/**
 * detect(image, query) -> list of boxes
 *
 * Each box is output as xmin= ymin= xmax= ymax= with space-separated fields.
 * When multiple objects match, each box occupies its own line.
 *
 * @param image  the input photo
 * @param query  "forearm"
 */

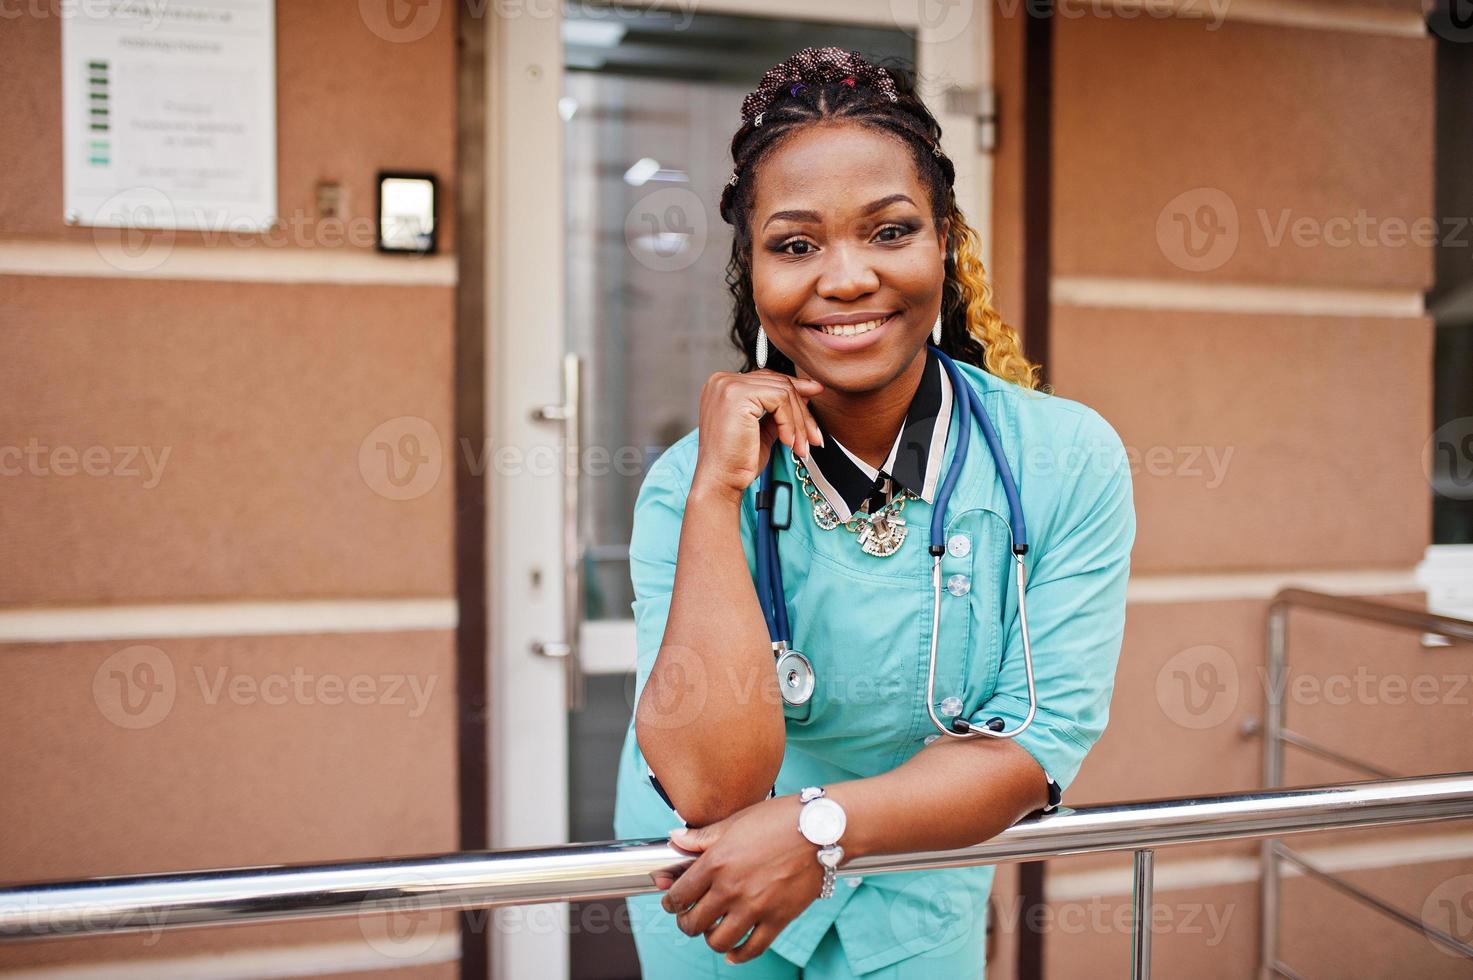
xmin=822 ymin=738 xmax=1048 ymax=861
xmin=635 ymin=484 xmax=785 ymax=824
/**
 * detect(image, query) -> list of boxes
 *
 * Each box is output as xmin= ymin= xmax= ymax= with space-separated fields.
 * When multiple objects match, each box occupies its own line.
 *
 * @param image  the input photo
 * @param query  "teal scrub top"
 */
xmin=613 ymin=356 xmax=1137 ymax=975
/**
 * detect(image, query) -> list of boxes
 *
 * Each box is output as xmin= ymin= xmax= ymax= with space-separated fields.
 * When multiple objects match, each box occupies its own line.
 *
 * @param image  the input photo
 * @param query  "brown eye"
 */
xmin=779 ymin=239 xmax=816 ymax=256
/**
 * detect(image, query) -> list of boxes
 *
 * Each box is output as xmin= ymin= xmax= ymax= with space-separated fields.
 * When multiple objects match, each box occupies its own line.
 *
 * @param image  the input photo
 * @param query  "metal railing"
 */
xmin=4 ymin=772 xmax=1473 ymax=978
xmin=1258 ymin=589 xmax=1473 ymax=979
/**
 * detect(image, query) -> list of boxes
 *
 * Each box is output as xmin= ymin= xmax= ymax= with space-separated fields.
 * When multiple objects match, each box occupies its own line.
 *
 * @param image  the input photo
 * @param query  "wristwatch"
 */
xmin=797 ymin=786 xmax=847 ymax=898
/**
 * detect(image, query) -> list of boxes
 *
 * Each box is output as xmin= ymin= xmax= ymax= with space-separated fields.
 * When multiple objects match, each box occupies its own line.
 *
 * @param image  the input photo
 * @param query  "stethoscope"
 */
xmin=754 ymin=343 xmax=1038 ymax=741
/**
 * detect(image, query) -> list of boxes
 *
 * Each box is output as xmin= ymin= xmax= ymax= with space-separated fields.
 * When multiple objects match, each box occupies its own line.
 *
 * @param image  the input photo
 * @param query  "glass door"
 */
xmin=488 ymin=2 xmax=987 ymax=975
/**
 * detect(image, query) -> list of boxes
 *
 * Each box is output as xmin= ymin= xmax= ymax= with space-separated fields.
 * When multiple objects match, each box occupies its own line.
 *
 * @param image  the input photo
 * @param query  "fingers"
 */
xmin=747 ymin=374 xmax=823 ymax=458
xmin=702 ymin=906 xmax=756 ymax=957
xmin=674 ymin=888 xmax=725 ymax=938
xmin=725 ymin=919 xmax=783 ymax=964
xmin=783 ymin=385 xmax=810 ymax=458
xmin=786 ymin=376 xmax=825 ymax=450
xmin=790 ymin=376 xmax=823 ymax=394
xmin=660 ymin=857 xmax=712 ymax=917
xmin=742 ymin=380 xmax=807 ymax=458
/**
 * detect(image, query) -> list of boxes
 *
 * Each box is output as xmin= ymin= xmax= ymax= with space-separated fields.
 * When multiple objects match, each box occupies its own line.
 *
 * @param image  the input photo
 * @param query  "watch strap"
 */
xmin=816 ymin=844 xmax=843 ymax=898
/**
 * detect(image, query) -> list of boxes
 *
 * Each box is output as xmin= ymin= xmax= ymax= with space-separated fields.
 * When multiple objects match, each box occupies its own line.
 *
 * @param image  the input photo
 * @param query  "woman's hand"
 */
xmin=656 ymin=795 xmax=825 ymax=964
xmin=691 ymin=370 xmax=824 ymax=502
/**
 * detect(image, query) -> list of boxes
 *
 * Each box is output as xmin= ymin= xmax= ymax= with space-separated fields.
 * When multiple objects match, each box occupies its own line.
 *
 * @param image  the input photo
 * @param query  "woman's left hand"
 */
xmin=656 ymin=795 xmax=826 ymax=964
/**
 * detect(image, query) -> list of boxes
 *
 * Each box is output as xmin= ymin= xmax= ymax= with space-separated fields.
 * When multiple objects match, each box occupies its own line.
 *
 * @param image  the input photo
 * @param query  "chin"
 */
xmin=797 ymin=337 xmax=928 ymax=393
xmin=801 ymin=354 xmax=908 ymax=395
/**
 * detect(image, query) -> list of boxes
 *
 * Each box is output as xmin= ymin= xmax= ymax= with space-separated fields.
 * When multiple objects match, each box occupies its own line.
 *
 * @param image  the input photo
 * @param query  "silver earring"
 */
xmin=932 ymin=310 xmax=943 ymax=346
xmin=755 ymin=325 xmax=769 ymax=369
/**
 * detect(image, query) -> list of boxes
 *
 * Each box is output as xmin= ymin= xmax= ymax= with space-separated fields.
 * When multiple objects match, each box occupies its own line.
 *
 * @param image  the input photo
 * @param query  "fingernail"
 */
xmin=814 ymin=430 xmax=825 ymax=447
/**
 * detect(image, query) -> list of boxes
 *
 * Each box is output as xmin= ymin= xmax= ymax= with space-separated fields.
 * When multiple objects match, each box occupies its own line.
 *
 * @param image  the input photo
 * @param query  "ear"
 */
xmin=936 ymin=215 xmax=951 ymax=255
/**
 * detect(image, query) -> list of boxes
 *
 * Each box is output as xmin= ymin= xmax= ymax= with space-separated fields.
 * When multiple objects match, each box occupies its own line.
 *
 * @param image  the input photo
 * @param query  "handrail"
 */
xmin=1259 ymin=590 xmax=1473 ymax=979
xmin=1267 ymin=588 xmax=1473 ymax=644
xmin=3 ymin=772 xmax=1472 ymax=979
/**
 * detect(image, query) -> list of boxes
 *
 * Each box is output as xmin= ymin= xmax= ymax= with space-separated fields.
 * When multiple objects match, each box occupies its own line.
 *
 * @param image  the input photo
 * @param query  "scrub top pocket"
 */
xmin=777 ymin=542 xmax=935 ymax=773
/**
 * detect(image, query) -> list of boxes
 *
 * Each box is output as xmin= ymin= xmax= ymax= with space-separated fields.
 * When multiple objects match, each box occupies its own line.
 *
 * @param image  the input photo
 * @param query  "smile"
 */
xmin=807 ymin=312 xmax=897 ymax=337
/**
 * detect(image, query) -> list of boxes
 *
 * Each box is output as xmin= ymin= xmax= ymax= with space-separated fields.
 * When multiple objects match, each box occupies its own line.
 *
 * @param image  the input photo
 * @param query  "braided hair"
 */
xmin=718 ymin=47 xmax=1041 ymax=390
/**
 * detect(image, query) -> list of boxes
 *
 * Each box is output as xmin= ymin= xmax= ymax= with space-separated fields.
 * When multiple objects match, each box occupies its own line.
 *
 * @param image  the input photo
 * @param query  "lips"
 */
xmin=809 ymin=313 xmax=895 ymax=337
xmin=801 ymin=311 xmax=900 ymax=352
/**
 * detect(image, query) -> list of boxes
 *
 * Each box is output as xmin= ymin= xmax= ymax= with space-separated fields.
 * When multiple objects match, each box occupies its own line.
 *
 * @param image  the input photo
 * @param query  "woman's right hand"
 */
xmin=691 ymin=370 xmax=825 ymax=502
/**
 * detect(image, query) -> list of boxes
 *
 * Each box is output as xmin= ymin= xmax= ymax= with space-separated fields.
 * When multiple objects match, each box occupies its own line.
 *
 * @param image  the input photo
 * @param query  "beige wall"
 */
xmin=987 ymin=1 xmax=1469 ymax=977
xmin=0 ymin=2 xmax=461 ymax=975
xmin=2 ymin=1 xmax=1467 ymax=977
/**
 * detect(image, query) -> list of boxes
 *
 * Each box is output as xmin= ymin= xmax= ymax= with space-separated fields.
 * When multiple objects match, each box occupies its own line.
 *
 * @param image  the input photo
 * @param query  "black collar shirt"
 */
xmin=797 ymin=346 xmax=955 ymax=523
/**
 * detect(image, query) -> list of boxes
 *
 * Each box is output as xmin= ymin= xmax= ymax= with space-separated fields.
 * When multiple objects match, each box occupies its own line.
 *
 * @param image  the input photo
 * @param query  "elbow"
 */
xmin=646 ymin=760 xmax=773 ymax=827
xmin=675 ymin=792 xmax=766 ymax=829
xmin=634 ymin=704 xmax=781 ymax=828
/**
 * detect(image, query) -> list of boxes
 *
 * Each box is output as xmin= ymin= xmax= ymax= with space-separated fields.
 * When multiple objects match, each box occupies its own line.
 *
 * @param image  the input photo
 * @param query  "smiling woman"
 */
xmin=613 ymin=47 xmax=1135 ymax=979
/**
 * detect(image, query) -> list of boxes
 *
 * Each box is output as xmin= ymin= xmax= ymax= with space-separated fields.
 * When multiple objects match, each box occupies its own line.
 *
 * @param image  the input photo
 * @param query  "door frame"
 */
xmin=481 ymin=3 xmax=994 ymax=975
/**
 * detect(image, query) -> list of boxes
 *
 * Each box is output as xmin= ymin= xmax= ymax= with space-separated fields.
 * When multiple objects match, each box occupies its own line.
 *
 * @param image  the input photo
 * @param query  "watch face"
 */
xmin=799 ymin=797 xmax=846 ymax=845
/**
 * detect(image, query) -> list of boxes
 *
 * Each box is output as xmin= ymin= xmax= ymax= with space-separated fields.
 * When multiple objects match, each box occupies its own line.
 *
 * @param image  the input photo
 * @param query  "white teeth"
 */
xmin=816 ymin=315 xmax=890 ymax=336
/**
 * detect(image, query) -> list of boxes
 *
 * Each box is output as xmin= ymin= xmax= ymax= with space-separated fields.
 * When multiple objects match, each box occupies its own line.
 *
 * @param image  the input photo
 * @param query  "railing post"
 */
xmin=1131 ymin=848 xmax=1153 ymax=980
xmin=1259 ymin=601 xmax=1288 ymax=978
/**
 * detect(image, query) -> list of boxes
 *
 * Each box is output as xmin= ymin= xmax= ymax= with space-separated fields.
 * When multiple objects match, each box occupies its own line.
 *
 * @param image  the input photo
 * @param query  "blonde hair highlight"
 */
xmin=946 ymin=204 xmax=1044 ymax=392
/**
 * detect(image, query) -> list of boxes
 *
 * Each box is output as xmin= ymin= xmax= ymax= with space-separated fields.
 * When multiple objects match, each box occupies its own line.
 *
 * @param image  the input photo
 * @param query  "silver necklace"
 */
xmin=790 ymin=448 xmax=917 ymax=558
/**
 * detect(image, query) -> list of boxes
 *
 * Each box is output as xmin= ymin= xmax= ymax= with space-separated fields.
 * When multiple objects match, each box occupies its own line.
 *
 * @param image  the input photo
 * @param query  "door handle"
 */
xmin=530 ymin=352 xmax=586 ymax=710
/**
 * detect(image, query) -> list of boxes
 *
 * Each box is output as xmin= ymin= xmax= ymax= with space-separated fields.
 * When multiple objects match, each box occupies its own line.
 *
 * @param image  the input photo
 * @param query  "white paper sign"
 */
xmin=62 ymin=0 xmax=278 ymax=232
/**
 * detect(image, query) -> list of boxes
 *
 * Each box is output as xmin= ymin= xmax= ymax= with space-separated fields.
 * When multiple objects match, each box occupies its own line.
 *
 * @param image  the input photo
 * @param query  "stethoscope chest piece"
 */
xmin=774 ymin=645 xmax=815 ymax=706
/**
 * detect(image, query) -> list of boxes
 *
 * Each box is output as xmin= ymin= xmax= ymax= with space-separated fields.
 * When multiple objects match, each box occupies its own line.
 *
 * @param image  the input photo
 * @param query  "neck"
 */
xmin=802 ymin=348 xmax=928 ymax=471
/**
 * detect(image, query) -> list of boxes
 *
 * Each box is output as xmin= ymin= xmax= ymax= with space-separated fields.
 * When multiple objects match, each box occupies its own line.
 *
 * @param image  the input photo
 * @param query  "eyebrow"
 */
xmin=760 ymin=193 xmax=918 ymax=232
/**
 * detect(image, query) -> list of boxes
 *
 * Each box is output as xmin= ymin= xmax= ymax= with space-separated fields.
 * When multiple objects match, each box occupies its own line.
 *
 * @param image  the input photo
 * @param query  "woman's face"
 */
xmin=749 ymin=121 xmax=949 ymax=395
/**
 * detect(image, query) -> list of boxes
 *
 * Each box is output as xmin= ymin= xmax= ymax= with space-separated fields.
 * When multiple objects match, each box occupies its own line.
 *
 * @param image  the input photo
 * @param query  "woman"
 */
xmin=612 ymin=47 xmax=1135 ymax=978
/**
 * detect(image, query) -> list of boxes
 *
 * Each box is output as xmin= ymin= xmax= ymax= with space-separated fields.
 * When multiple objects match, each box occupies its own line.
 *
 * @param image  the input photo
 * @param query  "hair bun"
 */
xmin=739 ymin=47 xmax=899 ymax=125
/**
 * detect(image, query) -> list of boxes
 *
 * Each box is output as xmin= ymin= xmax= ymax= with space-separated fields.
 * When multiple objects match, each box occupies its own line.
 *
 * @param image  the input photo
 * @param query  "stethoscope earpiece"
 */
xmin=950 ymin=716 xmax=1005 ymax=735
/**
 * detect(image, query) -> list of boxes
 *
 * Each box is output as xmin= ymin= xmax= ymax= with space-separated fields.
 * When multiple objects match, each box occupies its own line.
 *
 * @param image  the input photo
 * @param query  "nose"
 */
xmin=814 ymin=241 xmax=880 ymax=301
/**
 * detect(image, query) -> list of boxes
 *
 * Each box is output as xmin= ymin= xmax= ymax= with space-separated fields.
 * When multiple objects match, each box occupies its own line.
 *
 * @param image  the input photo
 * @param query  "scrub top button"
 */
xmin=940 ymin=696 xmax=963 ymax=716
xmin=947 ymin=533 xmax=971 ymax=558
xmin=947 ymin=574 xmax=971 ymax=596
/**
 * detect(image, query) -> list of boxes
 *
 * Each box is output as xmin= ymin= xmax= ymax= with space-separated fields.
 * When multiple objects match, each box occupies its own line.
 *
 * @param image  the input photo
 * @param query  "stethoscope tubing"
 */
xmin=753 ymin=345 xmax=1039 ymax=739
xmin=929 ymin=346 xmax=1036 ymax=739
xmin=756 ymin=456 xmax=791 ymax=643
